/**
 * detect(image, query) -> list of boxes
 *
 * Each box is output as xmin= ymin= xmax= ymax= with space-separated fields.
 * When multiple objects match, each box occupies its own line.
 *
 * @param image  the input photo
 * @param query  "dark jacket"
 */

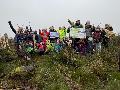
xmin=8 ymin=21 xmax=16 ymax=34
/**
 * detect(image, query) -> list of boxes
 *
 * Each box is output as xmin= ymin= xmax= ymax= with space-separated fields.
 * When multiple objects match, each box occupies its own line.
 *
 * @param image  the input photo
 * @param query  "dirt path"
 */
xmin=57 ymin=64 xmax=82 ymax=90
xmin=64 ymin=75 xmax=82 ymax=90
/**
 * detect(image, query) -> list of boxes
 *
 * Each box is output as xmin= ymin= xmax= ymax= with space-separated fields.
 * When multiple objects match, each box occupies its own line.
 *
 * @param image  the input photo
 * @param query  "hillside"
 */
xmin=0 ymin=36 xmax=120 ymax=90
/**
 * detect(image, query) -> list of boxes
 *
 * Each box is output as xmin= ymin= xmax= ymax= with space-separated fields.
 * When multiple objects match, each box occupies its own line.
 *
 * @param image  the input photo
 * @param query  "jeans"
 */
xmin=95 ymin=42 xmax=102 ymax=52
xmin=87 ymin=41 xmax=93 ymax=53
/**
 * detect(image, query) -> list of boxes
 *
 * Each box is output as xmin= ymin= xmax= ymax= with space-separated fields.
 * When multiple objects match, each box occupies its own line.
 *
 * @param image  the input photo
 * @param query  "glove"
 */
xmin=8 ymin=21 xmax=11 ymax=24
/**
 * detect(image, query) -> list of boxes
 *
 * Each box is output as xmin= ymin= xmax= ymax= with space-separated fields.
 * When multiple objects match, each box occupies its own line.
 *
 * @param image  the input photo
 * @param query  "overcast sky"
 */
xmin=0 ymin=0 xmax=120 ymax=37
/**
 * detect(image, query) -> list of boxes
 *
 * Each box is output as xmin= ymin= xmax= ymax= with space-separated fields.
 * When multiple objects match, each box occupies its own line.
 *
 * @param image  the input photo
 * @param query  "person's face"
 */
xmin=86 ymin=21 xmax=90 ymax=25
xmin=105 ymin=24 xmax=109 ymax=28
xmin=42 ymin=29 xmax=44 ymax=32
xmin=26 ymin=26 xmax=28 ymax=29
xmin=35 ymin=31 xmax=37 ymax=34
xmin=77 ymin=20 xmax=80 ymax=24
xmin=62 ymin=26 xmax=66 ymax=30
xmin=72 ymin=22 xmax=74 ymax=25
xmin=57 ymin=39 xmax=60 ymax=43
xmin=51 ymin=26 xmax=54 ymax=30
xmin=45 ymin=29 xmax=47 ymax=32
xmin=102 ymin=28 xmax=104 ymax=31
xmin=59 ymin=27 xmax=61 ymax=30
xmin=96 ymin=28 xmax=100 ymax=31
xmin=21 ymin=30 xmax=24 ymax=33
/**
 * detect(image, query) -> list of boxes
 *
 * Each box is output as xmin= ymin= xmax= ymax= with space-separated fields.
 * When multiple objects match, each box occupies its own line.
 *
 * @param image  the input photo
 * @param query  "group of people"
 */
xmin=7 ymin=20 xmax=115 ymax=56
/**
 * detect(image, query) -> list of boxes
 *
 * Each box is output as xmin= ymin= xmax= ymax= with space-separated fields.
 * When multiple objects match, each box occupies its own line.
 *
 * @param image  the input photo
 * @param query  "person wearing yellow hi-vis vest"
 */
xmin=57 ymin=26 xmax=66 ymax=40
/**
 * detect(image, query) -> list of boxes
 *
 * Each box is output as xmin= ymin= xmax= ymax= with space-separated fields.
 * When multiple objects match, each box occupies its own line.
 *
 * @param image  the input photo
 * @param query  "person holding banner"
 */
xmin=69 ymin=27 xmax=86 ymax=53
xmin=68 ymin=19 xmax=83 ymax=28
xmin=68 ymin=19 xmax=84 ymax=53
xmin=75 ymin=20 xmax=83 ymax=28
xmin=49 ymin=26 xmax=56 ymax=32
xmin=49 ymin=26 xmax=59 ymax=43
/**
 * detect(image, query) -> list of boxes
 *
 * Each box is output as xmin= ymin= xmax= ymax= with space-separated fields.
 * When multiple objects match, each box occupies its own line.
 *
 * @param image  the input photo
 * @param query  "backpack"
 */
xmin=93 ymin=31 xmax=101 ymax=43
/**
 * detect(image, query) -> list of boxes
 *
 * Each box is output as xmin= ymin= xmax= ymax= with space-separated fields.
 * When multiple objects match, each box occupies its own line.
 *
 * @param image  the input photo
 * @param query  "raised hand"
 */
xmin=8 ymin=21 xmax=11 ymax=24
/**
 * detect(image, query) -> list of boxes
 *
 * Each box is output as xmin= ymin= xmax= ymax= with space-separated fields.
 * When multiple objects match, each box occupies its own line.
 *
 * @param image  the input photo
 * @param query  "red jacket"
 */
xmin=40 ymin=31 xmax=49 ymax=43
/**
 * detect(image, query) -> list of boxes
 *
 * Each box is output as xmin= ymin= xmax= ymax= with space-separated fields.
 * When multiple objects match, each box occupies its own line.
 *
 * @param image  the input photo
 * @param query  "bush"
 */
xmin=0 ymin=48 xmax=17 ymax=62
xmin=1 ymin=36 xmax=120 ymax=89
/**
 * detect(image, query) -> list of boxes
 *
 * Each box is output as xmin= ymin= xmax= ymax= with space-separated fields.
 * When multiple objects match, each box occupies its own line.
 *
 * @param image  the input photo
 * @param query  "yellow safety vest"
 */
xmin=58 ymin=29 xmax=66 ymax=40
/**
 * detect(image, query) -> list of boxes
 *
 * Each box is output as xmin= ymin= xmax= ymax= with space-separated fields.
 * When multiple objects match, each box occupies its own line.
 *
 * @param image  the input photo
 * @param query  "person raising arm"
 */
xmin=8 ymin=21 xmax=17 ymax=34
